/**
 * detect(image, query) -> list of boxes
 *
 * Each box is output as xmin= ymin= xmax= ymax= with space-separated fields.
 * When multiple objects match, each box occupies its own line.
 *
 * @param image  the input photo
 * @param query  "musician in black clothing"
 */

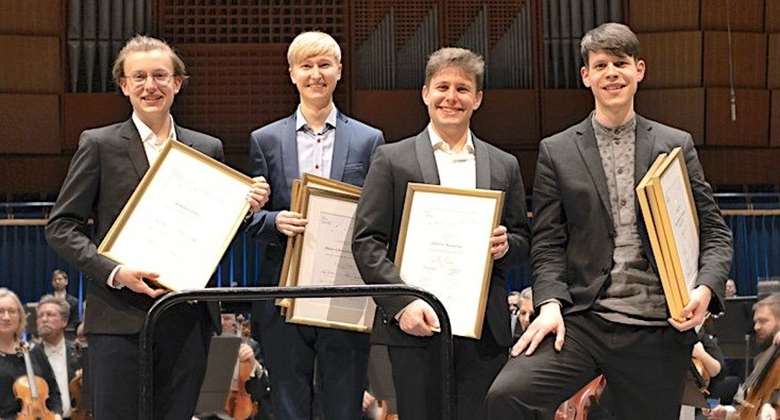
xmin=0 ymin=288 xmax=62 ymax=419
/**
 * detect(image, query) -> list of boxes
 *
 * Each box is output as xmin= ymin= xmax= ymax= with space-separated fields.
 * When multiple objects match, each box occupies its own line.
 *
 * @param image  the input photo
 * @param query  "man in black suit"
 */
xmin=50 ymin=270 xmax=80 ymax=332
xmin=46 ymin=35 xmax=269 ymax=420
xmin=486 ymin=23 xmax=733 ymax=419
xmin=35 ymin=295 xmax=82 ymax=418
xmin=352 ymin=47 xmax=531 ymax=420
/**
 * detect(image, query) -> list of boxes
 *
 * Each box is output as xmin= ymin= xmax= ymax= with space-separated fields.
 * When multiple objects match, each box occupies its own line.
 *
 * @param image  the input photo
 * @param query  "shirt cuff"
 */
xmin=107 ymin=265 xmax=124 ymax=289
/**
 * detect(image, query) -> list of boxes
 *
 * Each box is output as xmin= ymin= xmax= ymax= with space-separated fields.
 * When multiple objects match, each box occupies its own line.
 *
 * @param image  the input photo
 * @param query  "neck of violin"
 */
xmin=21 ymin=344 xmax=39 ymax=399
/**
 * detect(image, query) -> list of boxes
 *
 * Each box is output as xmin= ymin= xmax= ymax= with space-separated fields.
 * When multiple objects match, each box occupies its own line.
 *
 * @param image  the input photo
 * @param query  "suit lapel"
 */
xmin=120 ymin=119 xmax=149 ymax=179
xmin=472 ymin=134 xmax=491 ymax=189
xmin=329 ymin=112 xmax=349 ymax=181
xmin=634 ymin=115 xmax=655 ymax=187
xmin=574 ymin=118 xmax=614 ymax=227
xmin=414 ymin=129 xmax=440 ymax=185
xmin=281 ymin=114 xmax=300 ymax=189
xmin=174 ymin=124 xmax=195 ymax=147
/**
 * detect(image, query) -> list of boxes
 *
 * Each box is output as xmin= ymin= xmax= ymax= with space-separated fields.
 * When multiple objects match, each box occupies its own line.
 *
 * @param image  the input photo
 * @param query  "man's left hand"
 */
xmin=669 ymin=285 xmax=712 ymax=332
xmin=247 ymin=176 xmax=270 ymax=213
xmin=491 ymin=225 xmax=509 ymax=260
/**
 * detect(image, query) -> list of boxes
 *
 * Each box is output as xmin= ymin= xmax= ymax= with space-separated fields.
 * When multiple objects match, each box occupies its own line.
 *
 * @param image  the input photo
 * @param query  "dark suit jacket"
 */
xmin=352 ymin=129 xmax=531 ymax=348
xmin=45 ymin=119 xmax=224 ymax=335
xmin=246 ymin=111 xmax=384 ymax=324
xmin=531 ymin=115 xmax=732 ymax=316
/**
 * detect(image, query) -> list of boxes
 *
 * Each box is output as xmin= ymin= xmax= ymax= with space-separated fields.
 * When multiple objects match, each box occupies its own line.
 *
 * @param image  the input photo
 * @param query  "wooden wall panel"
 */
xmin=540 ymin=89 xmax=593 ymax=137
xmin=0 ymin=94 xmax=60 ymax=154
xmin=62 ymin=94 xmax=132 ymax=151
xmin=0 ymin=0 xmax=62 ymax=35
xmin=629 ymin=0 xmax=699 ymax=32
xmin=636 ymin=88 xmax=705 ymax=145
xmin=769 ymin=0 xmax=780 ymax=32
xmin=0 ymin=156 xmax=71 ymax=194
xmin=770 ymin=34 xmax=780 ymax=89
xmin=0 ymin=36 xmax=61 ymax=94
xmin=772 ymin=90 xmax=780 ymax=147
xmin=700 ymin=149 xmax=780 ymax=185
xmin=704 ymin=32 xmax=767 ymax=88
xmin=504 ymin=148 xmax=539 ymax=192
xmin=472 ymin=90 xmax=539 ymax=148
xmin=702 ymin=0 xmax=765 ymax=32
xmin=706 ymin=88 xmax=770 ymax=146
xmin=638 ymin=32 xmax=702 ymax=88
xmin=351 ymin=90 xmax=428 ymax=142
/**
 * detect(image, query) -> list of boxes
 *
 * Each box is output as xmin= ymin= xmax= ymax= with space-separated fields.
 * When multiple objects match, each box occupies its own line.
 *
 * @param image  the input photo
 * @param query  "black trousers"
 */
xmin=388 ymin=331 xmax=508 ymax=420
xmin=486 ymin=312 xmax=694 ymax=420
xmin=88 ymin=303 xmax=212 ymax=420
xmin=254 ymin=309 xmax=370 ymax=420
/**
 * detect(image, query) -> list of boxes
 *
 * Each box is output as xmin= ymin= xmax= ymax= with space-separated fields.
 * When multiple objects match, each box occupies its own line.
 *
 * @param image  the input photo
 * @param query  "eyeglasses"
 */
xmin=125 ymin=71 xmax=174 ymax=86
xmin=0 ymin=308 xmax=19 ymax=316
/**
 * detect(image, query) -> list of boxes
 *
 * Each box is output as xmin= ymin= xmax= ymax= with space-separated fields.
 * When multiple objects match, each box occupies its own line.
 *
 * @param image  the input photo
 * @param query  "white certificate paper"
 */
xmin=98 ymin=140 xmax=252 ymax=291
xmin=396 ymin=184 xmax=503 ymax=339
xmin=288 ymin=189 xmax=375 ymax=332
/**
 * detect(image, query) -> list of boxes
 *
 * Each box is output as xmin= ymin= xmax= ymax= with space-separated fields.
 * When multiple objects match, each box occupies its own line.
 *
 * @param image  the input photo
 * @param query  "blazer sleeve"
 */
xmin=45 ymin=133 xmax=117 ymax=284
xmin=245 ymin=130 xmax=284 ymax=247
xmin=683 ymin=135 xmax=732 ymax=314
xmin=494 ymin=155 xmax=531 ymax=270
xmin=530 ymin=141 xmax=574 ymax=307
xmin=352 ymin=147 xmax=415 ymax=317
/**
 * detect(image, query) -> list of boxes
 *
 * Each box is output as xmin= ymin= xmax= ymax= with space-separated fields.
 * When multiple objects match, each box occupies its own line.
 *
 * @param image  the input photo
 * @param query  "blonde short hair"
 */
xmin=112 ymin=35 xmax=189 ymax=86
xmin=0 ymin=288 xmax=26 ymax=340
xmin=425 ymin=47 xmax=485 ymax=91
xmin=287 ymin=31 xmax=342 ymax=67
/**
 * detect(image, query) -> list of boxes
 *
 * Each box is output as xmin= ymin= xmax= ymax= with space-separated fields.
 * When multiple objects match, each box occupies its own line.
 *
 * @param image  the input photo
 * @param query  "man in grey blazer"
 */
xmin=486 ymin=23 xmax=733 ymax=419
xmin=246 ymin=31 xmax=384 ymax=420
xmin=352 ymin=47 xmax=531 ymax=420
xmin=46 ymin=36 xmax=268 ymax=420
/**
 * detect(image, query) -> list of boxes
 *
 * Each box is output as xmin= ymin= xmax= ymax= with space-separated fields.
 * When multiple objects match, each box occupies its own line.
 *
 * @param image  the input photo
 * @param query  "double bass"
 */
xmin=734 ymin=343 xmax=780 ymax=420
xmin=13 ymin=342 xmax=56 ymax=420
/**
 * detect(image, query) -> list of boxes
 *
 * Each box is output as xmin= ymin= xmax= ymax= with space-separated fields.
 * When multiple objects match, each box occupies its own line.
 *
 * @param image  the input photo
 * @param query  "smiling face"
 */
xmin=0 ymin=295 xmax=22 ymax=340
xmin=422 ymin=65 xmax=483 ymax=135
xmin=119 ymin=49 xmax=182 ymax=123
xmin=581 ymin=49 xmax=645 ymax=116
xmin=290 ymin=54 xmax=341 ymax=106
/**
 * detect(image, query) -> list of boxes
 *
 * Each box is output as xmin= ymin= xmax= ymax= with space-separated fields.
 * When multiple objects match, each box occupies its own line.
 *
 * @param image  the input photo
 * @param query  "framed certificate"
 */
xmin=98 ymin=140 xmax=253 ymax=291
xmin=395 ymin=183 xmax=504 ymax=339
xmin=281 ymin=173 xmax=375 ymax=333
xmin=636 ymin=147 xmax=699 ymax=321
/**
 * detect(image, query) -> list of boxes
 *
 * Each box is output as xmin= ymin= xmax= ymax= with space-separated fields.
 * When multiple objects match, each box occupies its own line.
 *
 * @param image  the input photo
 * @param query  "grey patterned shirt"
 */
xmin=589 ymin=114 xmax=668 ymax=325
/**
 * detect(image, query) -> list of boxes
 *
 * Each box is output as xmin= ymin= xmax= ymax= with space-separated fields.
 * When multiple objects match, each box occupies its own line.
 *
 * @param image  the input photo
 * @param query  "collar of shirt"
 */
xmin=427 ymin=124 xmax=474 ymax=156
xmin=43 ymin=337 xmax=66 ymax=356
xmin=132 ymin=112 xmax=177 ymax=147
xmin=295 ymin=104 xmax=338 ymax=134
xmin=591 ymin=112 xmax=636 ymax=139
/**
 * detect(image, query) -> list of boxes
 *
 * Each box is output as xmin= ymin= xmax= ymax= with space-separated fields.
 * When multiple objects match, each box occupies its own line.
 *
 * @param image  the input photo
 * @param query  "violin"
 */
xmin=224 ymin=348 xmax=259 ymax=420
xmin=68 ymin=369 xmax=92 ymax=420
xmin=13 ymin=342 xmax=56 ymax=420
xmin=554 ymin=375 xmax=607 ymax=420
xmin=735 ymin=343 xmax=780 ymax=420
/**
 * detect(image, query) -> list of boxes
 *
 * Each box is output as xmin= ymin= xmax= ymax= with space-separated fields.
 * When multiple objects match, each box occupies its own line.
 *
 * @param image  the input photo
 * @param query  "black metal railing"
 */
xmin=139 ymin=284 xmax=455 ymax=420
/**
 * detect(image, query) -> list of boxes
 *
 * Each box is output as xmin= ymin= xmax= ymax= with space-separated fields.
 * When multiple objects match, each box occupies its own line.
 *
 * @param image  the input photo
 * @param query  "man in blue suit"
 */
xmin=246 ymin=31 xmax=384 ymax=420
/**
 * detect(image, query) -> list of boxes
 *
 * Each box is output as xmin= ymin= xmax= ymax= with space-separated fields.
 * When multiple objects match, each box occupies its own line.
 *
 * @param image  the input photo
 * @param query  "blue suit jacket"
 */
xmin=246 ymin=111 xmax=384 ymax=323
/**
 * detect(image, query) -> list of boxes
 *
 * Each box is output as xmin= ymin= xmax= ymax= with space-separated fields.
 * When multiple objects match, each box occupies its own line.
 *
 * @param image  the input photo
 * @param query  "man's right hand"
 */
xmin=276 ymin=210 xmax=308 ymax=237
xmin=113 ymin=267 xmax=167 ymax=298
xmin=398 ymin=300 xmax=440 ymax=337
xmin=511 ymin=301 xmax=565 ymax=357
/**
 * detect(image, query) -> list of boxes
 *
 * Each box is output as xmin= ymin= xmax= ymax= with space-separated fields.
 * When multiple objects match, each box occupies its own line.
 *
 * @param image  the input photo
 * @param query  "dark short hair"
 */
xmin=580 ymin=22 xmax=641 ymax=66
xmin=425 ymin=47 xmax=485 ymax=91
xmin=754 ymin=293 xmax=780 ymax=320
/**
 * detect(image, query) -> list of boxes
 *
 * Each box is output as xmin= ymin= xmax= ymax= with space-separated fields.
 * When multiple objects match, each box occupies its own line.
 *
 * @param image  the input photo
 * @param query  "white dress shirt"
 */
xmin=427 ymin=124 xmax=476 ymax=189
xmin=42 ymin=338 xmax=71 ymax=417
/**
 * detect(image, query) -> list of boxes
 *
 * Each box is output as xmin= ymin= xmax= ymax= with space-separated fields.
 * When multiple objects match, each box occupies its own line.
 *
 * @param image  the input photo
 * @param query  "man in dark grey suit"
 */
xmin=352 ymin=47 xmax=531 ymax=420
xmin=247 ymin=31 xmax=384 ymax=420
xmin=486 ymin=23 xmax=733 ymax=419
xmin=46 ymin=35 xmax=268 ymax=420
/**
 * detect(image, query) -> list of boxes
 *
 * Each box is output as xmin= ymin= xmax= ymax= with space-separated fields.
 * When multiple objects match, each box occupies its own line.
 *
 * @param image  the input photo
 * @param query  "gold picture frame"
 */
xmin=394 ymin=183 xmax=504 ymax=339
xmin=98 ymin=139 xmax=253 ymax=291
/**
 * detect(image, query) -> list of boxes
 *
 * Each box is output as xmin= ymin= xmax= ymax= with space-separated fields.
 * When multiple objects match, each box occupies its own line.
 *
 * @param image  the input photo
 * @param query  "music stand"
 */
xmin=712 ymin=296 xmax=758 ymax=379
xmin=194 ymin=335 xmax=242 ymax=420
